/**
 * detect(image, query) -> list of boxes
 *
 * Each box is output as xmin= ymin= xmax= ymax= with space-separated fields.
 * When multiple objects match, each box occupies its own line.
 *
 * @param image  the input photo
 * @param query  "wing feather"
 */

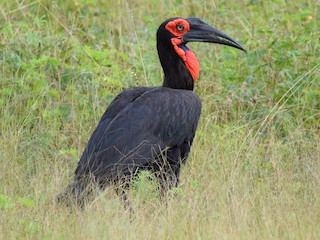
xmin=75 ymin=87 xmax=201 ymax=182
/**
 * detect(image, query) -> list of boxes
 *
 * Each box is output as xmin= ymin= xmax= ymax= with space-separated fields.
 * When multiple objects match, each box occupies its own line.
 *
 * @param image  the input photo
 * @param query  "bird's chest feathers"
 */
xmin=171 ymin=38 xmax=199 ymax=81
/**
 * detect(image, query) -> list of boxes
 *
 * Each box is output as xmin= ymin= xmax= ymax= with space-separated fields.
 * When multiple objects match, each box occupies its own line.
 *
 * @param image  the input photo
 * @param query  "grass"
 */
xmin=0 ymin=0 xmax=319 ymax=239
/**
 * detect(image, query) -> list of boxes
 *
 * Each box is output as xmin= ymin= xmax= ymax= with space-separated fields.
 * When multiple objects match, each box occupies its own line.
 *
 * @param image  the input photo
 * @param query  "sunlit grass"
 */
xmin=0 ymin=0 xmax=319 ymax=239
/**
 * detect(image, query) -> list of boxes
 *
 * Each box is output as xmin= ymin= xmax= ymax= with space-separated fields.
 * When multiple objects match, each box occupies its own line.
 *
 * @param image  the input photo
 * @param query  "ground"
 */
xmin=0 ymin=0 xmax=319 ymax=239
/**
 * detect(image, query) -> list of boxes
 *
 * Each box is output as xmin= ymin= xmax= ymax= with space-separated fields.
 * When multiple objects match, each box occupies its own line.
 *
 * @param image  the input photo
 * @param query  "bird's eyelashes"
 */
xmin=165 ymin=18 xmax=190 ymax=37
xmin=177 ymin=24 xmax=184 ymax=31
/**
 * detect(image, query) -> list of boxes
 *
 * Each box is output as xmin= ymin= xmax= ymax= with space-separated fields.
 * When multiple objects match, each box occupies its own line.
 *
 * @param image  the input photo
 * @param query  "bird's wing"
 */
xmin=75 ymin=86 xmax=153 ymax=174
xmin=75 ymin=87 xmax=201 ymax=181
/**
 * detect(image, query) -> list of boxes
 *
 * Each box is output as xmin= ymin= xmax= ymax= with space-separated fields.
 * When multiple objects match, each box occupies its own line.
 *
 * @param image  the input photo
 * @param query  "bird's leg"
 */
xmin=120 ymin=189 xmax=131 ymax=211
xmin=159 ymin=165 xmax=180 ymax=202
xmin=114 ymin=181 xmax=133 ymax=215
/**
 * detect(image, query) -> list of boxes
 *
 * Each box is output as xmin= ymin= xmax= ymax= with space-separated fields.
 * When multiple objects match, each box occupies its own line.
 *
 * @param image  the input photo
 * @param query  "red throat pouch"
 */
xmin=185 ymin=50 xmax=199 ymax=81
xmin=170 ymin=38 xmax=200 ymax=81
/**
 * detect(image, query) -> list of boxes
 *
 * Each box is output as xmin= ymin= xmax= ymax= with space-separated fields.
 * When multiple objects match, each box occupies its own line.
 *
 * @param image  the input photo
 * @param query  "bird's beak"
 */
xmin=183 ymin=18 xmax=246 ymax=52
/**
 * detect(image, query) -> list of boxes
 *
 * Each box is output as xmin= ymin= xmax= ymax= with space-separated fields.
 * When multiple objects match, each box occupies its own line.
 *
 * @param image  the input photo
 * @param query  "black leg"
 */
xmin=114 ymin=180 xmax=133 ymax=216
xmin=158 ymin=164 xmax=180 ymax=202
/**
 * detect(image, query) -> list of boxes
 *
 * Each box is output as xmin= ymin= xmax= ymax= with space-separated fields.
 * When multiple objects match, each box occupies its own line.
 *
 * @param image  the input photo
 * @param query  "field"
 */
xmin=0 ymin=0 xmax=319 ymax=239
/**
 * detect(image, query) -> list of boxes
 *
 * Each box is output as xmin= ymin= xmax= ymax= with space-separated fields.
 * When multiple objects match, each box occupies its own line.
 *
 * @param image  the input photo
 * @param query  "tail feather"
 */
xmin=57 ymin=179 xmax=98 ymax=208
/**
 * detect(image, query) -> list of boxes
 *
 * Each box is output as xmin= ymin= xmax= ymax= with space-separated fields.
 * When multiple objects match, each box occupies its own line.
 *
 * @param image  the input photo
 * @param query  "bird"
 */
xmin=58 ymin=17 xmax=246 ymax=208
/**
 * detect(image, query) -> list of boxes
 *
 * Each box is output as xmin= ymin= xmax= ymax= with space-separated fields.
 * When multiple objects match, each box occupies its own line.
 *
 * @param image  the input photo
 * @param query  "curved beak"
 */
xmin=183 ymin=18 xmax=246 ymax=52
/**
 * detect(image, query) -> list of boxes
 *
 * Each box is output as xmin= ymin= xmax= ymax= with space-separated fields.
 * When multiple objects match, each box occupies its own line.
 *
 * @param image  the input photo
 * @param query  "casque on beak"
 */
xmin=183 ymin=18 xmax=246 ymax=52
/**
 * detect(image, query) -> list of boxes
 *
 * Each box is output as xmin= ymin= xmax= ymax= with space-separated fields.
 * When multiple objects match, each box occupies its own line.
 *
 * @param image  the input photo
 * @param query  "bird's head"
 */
xmin=157 ymin=17 xmax=246 ymax=88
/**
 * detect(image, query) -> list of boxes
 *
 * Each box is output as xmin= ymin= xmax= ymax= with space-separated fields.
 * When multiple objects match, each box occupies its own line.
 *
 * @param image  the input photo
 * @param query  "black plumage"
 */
xmin=58 ymin=17 xmax=245 ymax=208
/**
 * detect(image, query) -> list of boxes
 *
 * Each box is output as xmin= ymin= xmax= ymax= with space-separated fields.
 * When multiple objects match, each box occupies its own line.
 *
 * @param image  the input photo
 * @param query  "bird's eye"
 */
xmin=177 ymin=24 xmax=184 ymax=31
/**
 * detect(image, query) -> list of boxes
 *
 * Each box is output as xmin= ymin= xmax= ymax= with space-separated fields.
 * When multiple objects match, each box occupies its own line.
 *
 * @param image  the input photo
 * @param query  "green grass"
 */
xmin=0 ymin=0 xmax=319 ymax=239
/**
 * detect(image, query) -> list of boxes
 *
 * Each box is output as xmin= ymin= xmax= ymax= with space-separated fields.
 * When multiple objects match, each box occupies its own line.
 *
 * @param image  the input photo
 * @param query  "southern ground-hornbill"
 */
xmin=58 ymin=17 xmax=245 ymax=208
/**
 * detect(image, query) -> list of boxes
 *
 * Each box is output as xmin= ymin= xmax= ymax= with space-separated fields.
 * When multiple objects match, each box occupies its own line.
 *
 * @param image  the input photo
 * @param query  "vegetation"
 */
xmin=0 ymin=0 xmax=319 ymax=239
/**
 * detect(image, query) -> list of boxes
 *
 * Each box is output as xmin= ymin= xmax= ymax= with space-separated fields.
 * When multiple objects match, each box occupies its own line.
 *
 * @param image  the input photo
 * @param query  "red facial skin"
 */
xmin=165 ymin=19 xmax=200 ymax=81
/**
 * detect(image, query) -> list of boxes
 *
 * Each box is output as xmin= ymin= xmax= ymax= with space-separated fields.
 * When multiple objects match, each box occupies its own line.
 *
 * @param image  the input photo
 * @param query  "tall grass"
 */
xmin=0 ymin=0 xmax=319 ymax=239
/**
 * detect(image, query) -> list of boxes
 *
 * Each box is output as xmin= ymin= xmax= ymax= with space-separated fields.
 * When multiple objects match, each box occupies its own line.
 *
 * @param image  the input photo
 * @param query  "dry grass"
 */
xmin=0 ymin=0 xmax=319 ymax=239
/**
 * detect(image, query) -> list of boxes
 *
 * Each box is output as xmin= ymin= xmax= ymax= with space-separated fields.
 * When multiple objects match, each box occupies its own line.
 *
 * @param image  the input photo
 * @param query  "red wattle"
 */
xmin=171 ymin=38 xmax=200 ymax=81
xmin=185 ymin=50 xmax=199 ymax=81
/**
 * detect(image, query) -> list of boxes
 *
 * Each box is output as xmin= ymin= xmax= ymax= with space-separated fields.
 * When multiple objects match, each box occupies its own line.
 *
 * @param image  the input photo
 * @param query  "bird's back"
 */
xmin=75 ymin=87 xmax=201 ymax=184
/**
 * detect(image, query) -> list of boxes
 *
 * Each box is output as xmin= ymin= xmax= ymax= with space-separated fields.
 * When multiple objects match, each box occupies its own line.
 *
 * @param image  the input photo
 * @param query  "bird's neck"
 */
xmin=157 ymin=43 xmax=195 ymax=91
xmin=162 ymin=60 xmax=195 ymax=90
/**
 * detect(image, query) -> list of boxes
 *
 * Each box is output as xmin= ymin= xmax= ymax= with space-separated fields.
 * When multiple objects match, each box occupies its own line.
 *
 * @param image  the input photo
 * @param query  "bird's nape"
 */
xmin=157 ymin=17 xmax=245 ymax=89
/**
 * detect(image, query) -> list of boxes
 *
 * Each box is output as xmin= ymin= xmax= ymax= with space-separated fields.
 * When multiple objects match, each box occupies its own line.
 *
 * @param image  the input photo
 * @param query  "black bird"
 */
xmin=58 ymin=17 xmax=245 ymax=208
